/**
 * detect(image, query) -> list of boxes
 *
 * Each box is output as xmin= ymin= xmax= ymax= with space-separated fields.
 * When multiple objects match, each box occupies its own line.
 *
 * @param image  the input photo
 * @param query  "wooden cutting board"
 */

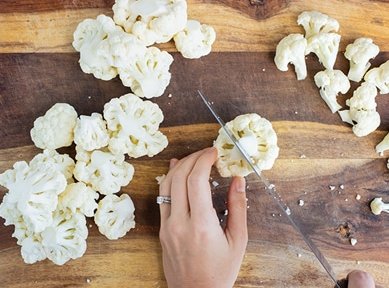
xmin=1 ymin=1 xmax=389 ymax=287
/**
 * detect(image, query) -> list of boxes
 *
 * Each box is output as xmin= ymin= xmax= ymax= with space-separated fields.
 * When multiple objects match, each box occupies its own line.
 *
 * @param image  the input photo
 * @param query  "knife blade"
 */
xmin=197 ymin=90 xmax=344 ymax=288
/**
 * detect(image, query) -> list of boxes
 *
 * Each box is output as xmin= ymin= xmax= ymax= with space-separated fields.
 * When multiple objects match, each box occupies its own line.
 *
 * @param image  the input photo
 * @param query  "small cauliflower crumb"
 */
xmin=350 ymin=238 xmax=357 ymax=246
xmin=155 ymin=174 xmax=166 ymax=185
xmin=355 ymin=194 xmax=361 ymax=200
xmin=298 ymin=199 xmax=305 ymax=206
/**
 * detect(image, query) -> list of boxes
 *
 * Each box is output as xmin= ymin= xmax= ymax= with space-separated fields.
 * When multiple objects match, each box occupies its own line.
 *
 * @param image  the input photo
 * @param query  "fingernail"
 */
xmin=236 ymin=177 xmax=246 ymax=192
xmin=169 ymin=158 xmax=178 ymax=169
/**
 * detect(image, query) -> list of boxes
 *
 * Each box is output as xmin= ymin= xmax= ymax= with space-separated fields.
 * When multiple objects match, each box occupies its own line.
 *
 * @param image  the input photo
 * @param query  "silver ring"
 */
xmin=157 ymin=196 xmax=171 ymax=204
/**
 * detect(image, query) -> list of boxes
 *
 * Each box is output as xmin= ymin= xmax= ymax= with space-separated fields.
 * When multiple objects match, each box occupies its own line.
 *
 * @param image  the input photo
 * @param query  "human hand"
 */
xmin=158 ymin=147 xmax=248 ymax=288
xmin=347 ymin=270 xmax=386 ymax=288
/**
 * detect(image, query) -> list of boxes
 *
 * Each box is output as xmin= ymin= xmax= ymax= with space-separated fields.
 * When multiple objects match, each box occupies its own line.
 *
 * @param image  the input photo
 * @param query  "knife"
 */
xmin=197 ymin=90 xmax=347 ymax=288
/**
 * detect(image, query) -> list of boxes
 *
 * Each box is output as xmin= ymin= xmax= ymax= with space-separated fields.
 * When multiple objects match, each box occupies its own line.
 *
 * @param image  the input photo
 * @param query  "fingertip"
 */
xmin=347 ymin=270 xmax=376 ymax=288
xmin=169 ymin=158 xmax=179 ymax=169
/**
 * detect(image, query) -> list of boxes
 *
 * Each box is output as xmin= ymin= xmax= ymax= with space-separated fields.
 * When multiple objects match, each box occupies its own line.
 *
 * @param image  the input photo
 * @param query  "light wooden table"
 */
xmin=1 ymin=0 xmax=389 ymax=287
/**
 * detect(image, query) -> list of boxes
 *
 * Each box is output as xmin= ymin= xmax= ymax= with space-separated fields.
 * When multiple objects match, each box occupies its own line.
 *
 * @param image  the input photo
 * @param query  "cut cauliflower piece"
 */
xmin=112 ymin=0 xmax=187 ymax=46
xmin=41 ymin=209 xmax=88 ymax=265
xmin=339 ymin=82 xmax=380 ymax=137
xmin=94 ymin=193 xmax=136 ymax=240
xmin=74 ymin=113 xmax=110 ymax=151
xmin=103 ymin=93 xmax=168 ymax=157
xmin=297 ymin=11 xmax=339 ymax=39
xmin=274 ymin=34 xmax=308 ymax=80
xmin=116 ymin=46 xmax=173 ymax=98
xmin=306 ymin=32 xmax=341 ymax=70
xmin=370 ymin=197 xmax=389 ymax=215
xmin=213 ymin=113 xmax=279 ymax=178
xmin=344 ymin=38 xmax=379 ymax=82
xmin=314 ymin=69 xmax=350 ymax=113
xmin=364 ymin=60 xmax=389 ymax=94
xmin=73 ymin=148 xmax=135 ymax=195
xmin=72 ymin=14 xmax=122 ymax=81
xmin=0 ymin=160 xmax=67 ymax=233
xmin=375 ymin=132 xmax=389 ymax=155
xmin=30 ymin=103 xmax=78 ymax=150
xmin=58 ymin=182 xmax=99 ymax=217
xmin=173 ymin=19 xmax=216 ymax=59
xmin=30 ymin=149 xmax=75 ymax=184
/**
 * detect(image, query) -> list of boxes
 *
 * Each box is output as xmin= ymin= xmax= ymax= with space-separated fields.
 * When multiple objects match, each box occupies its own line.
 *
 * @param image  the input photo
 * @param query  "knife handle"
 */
xmin=335 ymin=279 xmax=348 ymax=288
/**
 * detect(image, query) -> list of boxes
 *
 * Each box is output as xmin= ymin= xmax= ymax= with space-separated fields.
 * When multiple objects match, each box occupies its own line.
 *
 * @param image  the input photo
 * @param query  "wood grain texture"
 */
xmin=2 ymin=0 xmax=389 ymax=287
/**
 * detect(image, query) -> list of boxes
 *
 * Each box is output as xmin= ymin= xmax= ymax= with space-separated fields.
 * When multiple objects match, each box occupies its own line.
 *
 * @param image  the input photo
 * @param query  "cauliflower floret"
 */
xmin=314 ymin=69 xmax=350 ymax=113
xmin=112 ymin=0 xmax=187 ymax=46
xmin=297 ymin=11 xmax=339 ymax=39
xmin=173 ymin=19 xmax=216 ymax=59
xmin=370 ymin=197 xmax=389 ymax=215
xmin=30 ymin=149 xmax=75 ymax=184
xmin=274 ymin=34 xmax=308 ymax=80
xmin=103 ymin=93 xmax=168 ymax=157
xmin=0 ymin=161 xmax=67 ymax=233
xmin=30 ymin=103 xmax=78 ymax=150
xmin=73 ymin=148 xmax=135 ymax=195
xmin=116 ymin=46 xmax=173 ymax=98
xmin=41 ymin=209 xmax=88 ymax=265
xmin=58 ymin=182 xmax=99 ymax=217
xmin=339 ymin=82 xmax=380 ymax=137
xmin=94 ymin=193 xmax=136 ymax=240
xmin=213 ymin=113 xmax=279 ymax=178
xmin=306 ymin=32 xmax=341 ymax=70
xmin=72 ymin=14 xmax=122 ymax=80
xmin=364 ymin=60 xmax=389 ymax=94
xmin=74 ymin=113 xmax=110 ymax=151
xmin=375 ymin=132 xmax=389 ymax=155
xmin=344 ymin=38 xmax=379 ymax=82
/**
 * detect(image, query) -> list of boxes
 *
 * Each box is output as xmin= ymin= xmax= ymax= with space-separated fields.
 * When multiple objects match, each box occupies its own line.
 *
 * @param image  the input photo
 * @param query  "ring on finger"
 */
xmin=157 ymin=196 xmax=172 ymax=204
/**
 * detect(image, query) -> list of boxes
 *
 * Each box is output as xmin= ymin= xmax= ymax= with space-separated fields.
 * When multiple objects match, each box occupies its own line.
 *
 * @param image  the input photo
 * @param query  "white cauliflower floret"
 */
xmin=72 ymin=14 xmax=122 ymax=80
xmin=0 ymin=161 xmax=67 ymax=233
xmin=364 ymin=60 xmax=389 ymax=94
xmin=74 ymin=113 xmax=110 ymax=151
xmin=30 ymin=149 xmax=75 ymax=184
xmin=116 ymin=46 xmax=173 ymax=98
xmin=213 ymin=113 xmax=279 ymax=178
xmin=41 ymin=209 xmax=88 ymax=265
xmin=370 ymin=197 xmax=389 ymax=215
xmin=344 ymin=38 xmax=379 ymax=82
xmin=30 ymin=103 xmax=78 ymax=150
xmin=112 ymin=0 xmax=187 ymax=46
xmin=73 ymin=148 xmax=135 ymax=195
xmin=173 ymin=19 xmax=216 ymax=59
xmin=274 ymin=34 xmax=307 ymax=80
xmin=314 ymin=69 xmax=350 ymax=113
xmin=375 ymin=132 xmax=389 ymax=155
xmin=306 ymin=32 xmax=341 ymax=70
xmin=103 ymin=93 xmax=168 ymax=157
xmin=94 ymin=193 xmax=136 ymax=240
xmin=58 ymin=182 xmax=99 ymax=217
xmin=19 ymin=234 xmax=47 ymax=264
xmin=297 ymin=11 xmax=339 ymax=39
xmin=339 ymin=82 xmax=380 ymax=137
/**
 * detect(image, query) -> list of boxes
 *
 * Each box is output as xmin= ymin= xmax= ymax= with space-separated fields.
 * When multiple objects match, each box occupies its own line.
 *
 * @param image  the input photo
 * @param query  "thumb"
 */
xmin=225 ymin=177 xmax=248 ymax=248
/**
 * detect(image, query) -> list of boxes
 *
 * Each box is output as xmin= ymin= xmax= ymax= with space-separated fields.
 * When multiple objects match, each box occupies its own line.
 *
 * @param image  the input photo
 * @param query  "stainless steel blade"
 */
xmin=198 ymin=90 xmax=342 ymax=288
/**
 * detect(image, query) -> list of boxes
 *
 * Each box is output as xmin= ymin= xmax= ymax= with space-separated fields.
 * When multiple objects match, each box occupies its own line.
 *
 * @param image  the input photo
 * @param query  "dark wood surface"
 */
xmin=1 ymin=0 xmax=389 ymax=287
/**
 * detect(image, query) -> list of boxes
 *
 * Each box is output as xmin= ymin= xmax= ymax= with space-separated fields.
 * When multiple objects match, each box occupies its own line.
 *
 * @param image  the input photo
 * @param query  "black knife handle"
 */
xmin=335 ymin=279 xmax=348 ymax=288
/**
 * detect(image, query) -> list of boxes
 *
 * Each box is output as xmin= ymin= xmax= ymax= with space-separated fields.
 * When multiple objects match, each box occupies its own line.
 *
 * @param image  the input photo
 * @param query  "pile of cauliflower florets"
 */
xmin=72 ymin=0 xmax=216 ymax=99
xmin=0 ymin=93 xmax=168 ymax=265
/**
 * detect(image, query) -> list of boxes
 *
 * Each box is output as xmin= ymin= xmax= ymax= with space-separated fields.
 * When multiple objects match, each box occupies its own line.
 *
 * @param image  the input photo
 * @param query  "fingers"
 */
xmin=159 ymin=159 xmax=178 ymax=223
xmin=224 ymin=177 xmax=248 ymax=248
xmin=347 ymin=270 xmax=376 ymax=288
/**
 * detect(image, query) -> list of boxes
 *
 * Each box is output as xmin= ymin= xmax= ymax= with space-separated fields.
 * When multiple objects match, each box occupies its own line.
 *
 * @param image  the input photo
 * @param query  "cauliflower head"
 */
xmin=73 ymin=149 xmax=135 ymax=195
xmin=306 ymin=32 xmax=341 ymax=70
xmin=94 ymin=193 xmax=136 ymax=240
xmin=117 ymin=46 xmax=173 ymax=98
xmin=103 ymin=93 xmax=168 ymax=157
xmin=213 ymin=113 xmax=279 ymax=178
xmin=297 ymin=11 xmax=339 ymax=39
xmin=314 ymin=69 xmax=350 ymax=113
xmin=340 ymin=82 xmax=380 ymax=137
xmin=0 ymin=160 xmax=67 ymax=233
xmin=30 ymin=103 xmax=78 ymax=150
xmin=364 ymin=60 xmax=389 ymax=94
xmin=74 ymin=113 xmax=110 ymax=151
xmin=72 ymin=14 xmax=122 ymax=80
xmin=112 ymin=0 xmax=188 ymax=46
xmin=274 ymin=34 xmax=308 ymax=80
xmin=173 ymin=19 xmax=216 ymax=59
xmin=345 ymin=38 xmax=379 ymax=82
